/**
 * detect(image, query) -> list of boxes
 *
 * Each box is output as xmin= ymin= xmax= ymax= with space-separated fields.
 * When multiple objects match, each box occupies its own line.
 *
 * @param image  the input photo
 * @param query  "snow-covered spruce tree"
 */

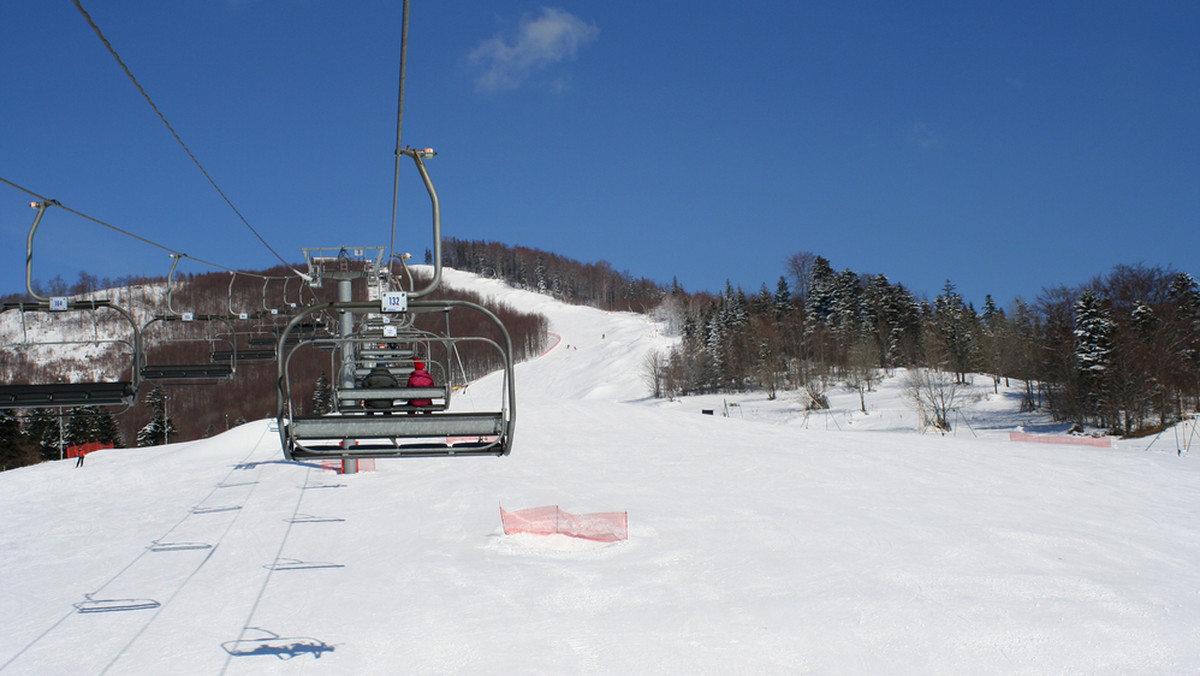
xmin=879 ymin=280 xmax=922 ymax=368
xmin=978 ymin=294 xmax=1006 ymax=393
xmin=24 ymin=408 xmax=62 ymax=461
xmin=64 ymin=406 xmax=119 ymax=447
xmin=1167 ymin=272 xmax=1200 ymax=410
xmin=1 ymin=410 xmax=39 ymax=471
xmin=64 ymin=408 xmax=94 ymax=448
xmin=310 ymin=371 xmax=332 ymax=415
xmin=137 ymin=387 xmax=176 ymax=447
xmin=1072 ymin=289 xmax=1115 ymax=428
xmin=805 ymin=256 xmax=836 ymax=326
xmin=828 ymin=268 xmax=864 ymax=349
xmin=932 ymin=281 xmax=977 ymax=384
xmin=773 ymin=276 xmax=792 ymax=322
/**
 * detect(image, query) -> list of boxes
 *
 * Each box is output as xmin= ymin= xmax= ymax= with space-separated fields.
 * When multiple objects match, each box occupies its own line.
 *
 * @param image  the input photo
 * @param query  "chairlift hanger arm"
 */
xmin=398 ymin=148 xmax=441 ymax=299
xmin=24 ymin=200 xmax=61 ymax=301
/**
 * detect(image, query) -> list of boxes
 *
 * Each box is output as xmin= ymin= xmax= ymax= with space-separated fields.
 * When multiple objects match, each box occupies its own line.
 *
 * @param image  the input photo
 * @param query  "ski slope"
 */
xmin=2 ymin=267 xmax=1199 ymax=675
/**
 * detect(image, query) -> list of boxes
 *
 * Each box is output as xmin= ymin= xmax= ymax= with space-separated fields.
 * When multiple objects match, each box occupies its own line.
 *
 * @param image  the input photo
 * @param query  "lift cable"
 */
xmin=388 ymin=0 xmax=412 ymax=266
xmin=1 ymin=175 xmax=285 ymax=281
xmin=70 ymin=0 xmax=302 ymax=277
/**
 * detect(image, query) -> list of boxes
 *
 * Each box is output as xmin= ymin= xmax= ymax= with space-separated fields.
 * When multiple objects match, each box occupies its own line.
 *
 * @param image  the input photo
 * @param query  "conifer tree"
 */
xmin=25 ymin=409 xmax=62 ymax=461
xmin=137 ymin=387 xmax=176 ymax=447
xmin=1072 ymin=289 xmax=1115 ymax=426
xmin=933 ymin=281 xmax=977 ymax=383
xmin=311 ymin=371 xmax=333 ymax=415
xmin=773 ymin=276 xmax=792 ymax=321
xmin=1 ymin=410 xmax=38 ymax=471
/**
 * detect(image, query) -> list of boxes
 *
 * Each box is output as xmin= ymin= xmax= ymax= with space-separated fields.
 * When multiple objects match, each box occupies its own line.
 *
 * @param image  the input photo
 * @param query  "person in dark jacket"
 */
xmin=362 ymin=365 xmax=398 ymax=411
xmin=406 ymin=358 xmax=435 ymax=411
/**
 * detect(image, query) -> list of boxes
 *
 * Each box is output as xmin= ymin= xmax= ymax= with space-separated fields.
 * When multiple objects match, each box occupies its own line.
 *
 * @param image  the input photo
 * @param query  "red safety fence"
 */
xmin=65 ymin=441 xmax=114 ymax=459
xmin=1009 ymin=431 xmax=1112 ymax=447
xmin=319 ymin=459 xmax=376 ymax=473
xmin=500 ymin=505 xmax=628 ymax=543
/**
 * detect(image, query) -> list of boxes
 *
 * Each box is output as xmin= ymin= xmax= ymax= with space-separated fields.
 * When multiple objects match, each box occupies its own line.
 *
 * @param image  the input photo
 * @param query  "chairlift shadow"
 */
xmin=222 ymin=627 xmax=334 ymax=660
xmin=147 ymin=541 xmax=212 ymax=552
xmin=264 ymin=557 xmax=344 ymax=571
xmin=301 ymin=482 xmax=347 ymax=490
xmin=73 ymin=594 xmax=160 ymax=613
xmin=234 ymin=459 xmax=321 ymax=471
xmin=216 ymin=480 xmax=259 ymax=489
xmin=191 ymin=505 xmax=241 ymax=514
xmin=287 ymin=514 xmax=346 ymax=524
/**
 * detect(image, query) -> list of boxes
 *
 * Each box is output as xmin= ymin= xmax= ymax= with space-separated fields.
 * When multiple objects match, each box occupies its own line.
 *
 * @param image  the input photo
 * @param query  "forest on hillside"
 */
xmin=440 ymin=240 xmax=1200 ymax=438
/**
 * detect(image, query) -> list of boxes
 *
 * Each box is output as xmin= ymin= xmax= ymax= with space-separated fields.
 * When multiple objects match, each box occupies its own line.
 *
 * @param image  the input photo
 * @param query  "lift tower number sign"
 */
xmin=381 ymin=291 xmax=408 ymax=313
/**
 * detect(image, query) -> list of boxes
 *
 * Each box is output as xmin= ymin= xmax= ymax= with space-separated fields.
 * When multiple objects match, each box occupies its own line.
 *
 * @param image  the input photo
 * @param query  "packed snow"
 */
xmin=2 ymin=267 xmax=1199 ymax=675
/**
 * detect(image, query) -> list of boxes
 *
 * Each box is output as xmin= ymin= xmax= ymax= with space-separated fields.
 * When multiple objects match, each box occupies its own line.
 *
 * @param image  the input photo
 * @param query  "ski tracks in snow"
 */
xmin=0 ymin=422 xmax=319 ymax=676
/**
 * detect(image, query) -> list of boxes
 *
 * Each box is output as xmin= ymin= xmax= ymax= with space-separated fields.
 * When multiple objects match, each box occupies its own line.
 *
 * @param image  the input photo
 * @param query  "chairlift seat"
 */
xmin=355 ymin=353 xmax=412 ymax=362
xmin=141 ymin=364 xmax=234 ymax=380
xmin=285 ymin=411 xmax=507 ymax=458
xmin=0 ymin=381 xmax=135 ymax=408
xmin=211 ymin=349 xmax=276 ymax=362
xmin=290 ymin=412 xmax=501 ymax=438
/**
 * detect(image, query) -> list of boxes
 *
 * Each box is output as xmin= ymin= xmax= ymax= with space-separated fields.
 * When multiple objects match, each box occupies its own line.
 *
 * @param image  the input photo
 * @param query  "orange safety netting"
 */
xmin=65 ymin=441 xmax=113 ymax=459
xmin=1009 ymin=431 xmax=1112 ymax=447
xmin=500 ymin=505 xmax=628 ymax=542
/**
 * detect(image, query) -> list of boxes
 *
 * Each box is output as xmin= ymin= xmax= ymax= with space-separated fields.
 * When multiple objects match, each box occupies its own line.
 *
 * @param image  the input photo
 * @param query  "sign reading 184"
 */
xmin=381 ymin=291 xmax=408 ymax=313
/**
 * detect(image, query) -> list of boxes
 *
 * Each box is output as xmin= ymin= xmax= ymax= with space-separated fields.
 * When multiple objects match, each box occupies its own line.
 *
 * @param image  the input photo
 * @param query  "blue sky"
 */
xmin=2 ymin=1 xmax=1197 ymax=309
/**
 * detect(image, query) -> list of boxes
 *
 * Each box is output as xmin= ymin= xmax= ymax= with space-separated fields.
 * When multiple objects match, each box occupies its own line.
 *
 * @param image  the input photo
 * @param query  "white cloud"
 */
xmin=909 ymin=121 xmax=943 ymax=149
xmin=468 ymin=8 xmax=599 ymax=92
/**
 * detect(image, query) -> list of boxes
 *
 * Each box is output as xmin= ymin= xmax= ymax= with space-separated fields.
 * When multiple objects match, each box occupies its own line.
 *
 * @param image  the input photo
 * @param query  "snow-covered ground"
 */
xmin=2 ymin=267 xmax=1199 ymax=675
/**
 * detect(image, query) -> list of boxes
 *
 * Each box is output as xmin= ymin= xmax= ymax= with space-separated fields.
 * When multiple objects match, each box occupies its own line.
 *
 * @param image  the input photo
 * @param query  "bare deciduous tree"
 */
xmin=843 ymin=340 xmax=880 ymax=413
xmin=902 ymin=367 xmax=978 ymax=433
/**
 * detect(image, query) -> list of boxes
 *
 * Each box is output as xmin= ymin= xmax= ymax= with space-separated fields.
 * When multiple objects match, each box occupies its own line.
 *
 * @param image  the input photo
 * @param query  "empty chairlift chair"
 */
xmin=0 ymin=299 xmax=140 ymax=410
xmin=139 ymin=314 xmax=237 ymax=384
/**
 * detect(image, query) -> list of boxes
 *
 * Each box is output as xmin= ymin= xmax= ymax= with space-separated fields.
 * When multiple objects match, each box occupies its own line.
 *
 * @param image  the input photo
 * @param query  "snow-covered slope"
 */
xmin=3 ymin=268 xmax=1199 ymax=675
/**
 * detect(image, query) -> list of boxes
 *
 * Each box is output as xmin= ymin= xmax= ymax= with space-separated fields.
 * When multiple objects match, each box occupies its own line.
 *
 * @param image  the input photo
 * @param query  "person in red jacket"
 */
xmin=406 ymin=358 xmax=435 ymax=411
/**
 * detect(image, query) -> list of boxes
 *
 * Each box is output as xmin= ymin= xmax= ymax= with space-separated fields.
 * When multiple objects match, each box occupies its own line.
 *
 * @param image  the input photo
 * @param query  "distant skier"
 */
xmin=75 ymin=449 xmax=85 ymax=468
xmin=406 ymin=358 xmax=435 ymax=412
xmin=362 ymin=365 xmax=398 ymax=412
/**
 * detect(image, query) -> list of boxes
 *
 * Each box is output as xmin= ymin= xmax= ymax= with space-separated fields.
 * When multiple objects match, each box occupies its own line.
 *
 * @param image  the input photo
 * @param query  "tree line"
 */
xmin=655 ymin=253 xmax=1200 ymax=437
xmin=415 ymin=240 xmax=1200 ymax=436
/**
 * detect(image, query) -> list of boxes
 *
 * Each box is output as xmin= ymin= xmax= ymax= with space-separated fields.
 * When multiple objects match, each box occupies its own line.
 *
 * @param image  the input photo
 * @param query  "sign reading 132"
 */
xmin=381 ymin=291 xmax=408 ymax=313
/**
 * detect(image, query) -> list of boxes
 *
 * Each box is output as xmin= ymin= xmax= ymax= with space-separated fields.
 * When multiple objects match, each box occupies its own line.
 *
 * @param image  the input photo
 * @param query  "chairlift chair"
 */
xmin=0 ymin=201 xmax=140 ymax=410
xmin=0 ymin=299 xmax=140 ymax=410
xmin=277 ymin=299 xmax=515 ymax=460
xmin=276 ymin=148 xmax=516 ymax=460
xmin=139 ymin=313 xmax=238 ymax=384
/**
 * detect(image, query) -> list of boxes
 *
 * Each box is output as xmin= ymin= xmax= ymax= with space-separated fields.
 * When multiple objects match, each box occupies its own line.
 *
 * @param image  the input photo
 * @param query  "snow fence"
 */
xmin=65 ymin=441 xmax=113 ymax=459
xmin=1009 ymin=431 xmax=1112 ymax=447
xmin=500 ymin=505 xmax=628 ymax=543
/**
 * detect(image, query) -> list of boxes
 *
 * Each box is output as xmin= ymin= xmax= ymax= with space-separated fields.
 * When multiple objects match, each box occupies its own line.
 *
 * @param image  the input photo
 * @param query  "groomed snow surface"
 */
xmin=3 ymin=267 xmax=1199 ymax=675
